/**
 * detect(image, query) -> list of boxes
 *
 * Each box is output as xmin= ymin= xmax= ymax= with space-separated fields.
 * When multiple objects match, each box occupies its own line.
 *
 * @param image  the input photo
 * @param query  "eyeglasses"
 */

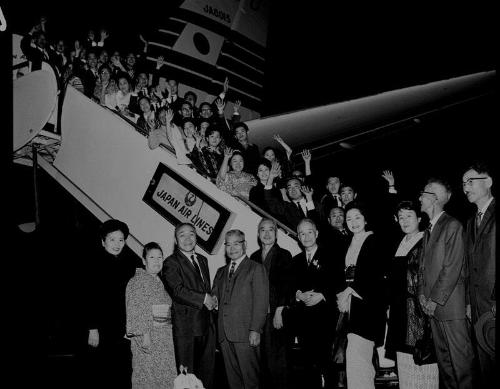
xmin=462 ymin=177 xmax=488 ymax=187
xmin=420 ymin=191 xmax=437 ymax=197
xmin=224 ymin=240 xmax=245 ymax=247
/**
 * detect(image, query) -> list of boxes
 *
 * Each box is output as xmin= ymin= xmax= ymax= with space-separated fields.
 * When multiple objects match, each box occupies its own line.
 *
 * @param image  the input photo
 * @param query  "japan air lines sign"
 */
xmin=143 ymin=162 xmax=232 ymax=253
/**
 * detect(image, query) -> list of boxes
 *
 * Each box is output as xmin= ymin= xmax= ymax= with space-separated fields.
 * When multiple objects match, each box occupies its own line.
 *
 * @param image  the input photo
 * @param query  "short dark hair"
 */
xmin=198 ymin=118 xmax=211 ymax=127
xmin=181 ymin=101 xmax=193 ymax=110
xmin=182 ymin=117 xmax=197 ymax=128
xmin=174 ymin=222 xmax=196 ymax=238
xmin=98 ymin=64 xmax=112 ymax=74
xmin=344 ymin=201 xmax=370 ymax=224
xmin=87 ymin=49 xmax=98 ymax=59
xmin=142 ymin=242 xmax=163 ymax=259
xmin=184 ymin=91 xmax=197 ymax=101
xmin=233 ymin=122 xmax=249 ymax=132
xmin=340 ymin=182 xmax=356 ymax=193
xmin=199 ymin=102 xmax=212 ymax=110
xmin=206 ymin=127 xmax=221 ymax=138
xmin=328 ymin=205 xmax=345 ymax=217
xmin=427 ymin=177 xmax=452 ymax=194
xmin=256 ymin=158 xmax=272 ymax=172
xmin=262 ymin=146 xmax=277 ymax=157
xmin=464 ymin=161 xmax=492 ymax=177
xmin=396 ymin=200 xmax=422 ymax=217
xmin=99 ymin=219 xmax=129 ymax=242
xmin=325 ymin=175 xmax=341 ymax=185
xmin=117 ymin=73 xmax=132 ymax=85
xmin=229 ymin=151 xmax=245 ymax=167
xmin=395 ymin=200 xmax=427 ymax=230
xmin=139 ymin=95 xmax=151 ymax=104
xmin=285 ymin=176 xmax=302 ymax=187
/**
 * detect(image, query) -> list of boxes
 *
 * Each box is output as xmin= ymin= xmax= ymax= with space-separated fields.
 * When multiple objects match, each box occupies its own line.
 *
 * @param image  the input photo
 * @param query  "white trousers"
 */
xmin=346 ymin=332 xmax=375 ymax=389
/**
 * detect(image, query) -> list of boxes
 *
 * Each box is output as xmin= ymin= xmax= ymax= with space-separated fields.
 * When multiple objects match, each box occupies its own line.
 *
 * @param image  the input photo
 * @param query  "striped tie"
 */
xmin=191 ymin=255 xmax=203 ymax=281
xmin=228 ymin=261 xmax=236 ymax=280
xmin=475 ymin=211 xmax=483 ymax=235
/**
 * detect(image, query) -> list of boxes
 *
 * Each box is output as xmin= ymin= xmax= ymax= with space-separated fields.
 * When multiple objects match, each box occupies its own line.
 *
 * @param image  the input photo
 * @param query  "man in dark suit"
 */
xmin=418 ymin=178 xmax=476 ymax=388
xmin=291 ymin=218 xmax=344 ymax=389
xmin=232 ymin=122 xmax=261 ymax=175
xmin=212 ymin=229 xmax=269 ymax=389
xmin=162 ymin=223 xmax=217 ymax=389
xmin=81 ymin=50 xmax=100 ymax=98
xmin=250 ymin=218 xmax=293 ymax=389
xmin=462 ymin=162 xmax=496 ymax=386
xmin=318 ymin=175 xmax=343 ymax=224
xmin=264 ymin=173 xmax=320 ymax=232
xmin=20 ymin=25 xmax=53 ymax=72
xmin=320 ymin=206 xmax=351 ymax=249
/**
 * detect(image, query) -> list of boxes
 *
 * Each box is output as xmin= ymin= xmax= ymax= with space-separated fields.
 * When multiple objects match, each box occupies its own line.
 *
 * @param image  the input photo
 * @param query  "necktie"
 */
xmin=228 ymin=261 xmax=236 ymax=280
xmin=307 ymin=252 xmax=312 ymax=265
xmin=423 ymin=224 xmax=432 ymax=244
xmin=190 ymin=255 xmax=203 ymax=281
xmin=334 ymin=194 xmax=342 ymax=207
xmin=296 ymin=201 xmax=305 ymax=217
xmin=475 ymin=211 xmax=483 ymax=235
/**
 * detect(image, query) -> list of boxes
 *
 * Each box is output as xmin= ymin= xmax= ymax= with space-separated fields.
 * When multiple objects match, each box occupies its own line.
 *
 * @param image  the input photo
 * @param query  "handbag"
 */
xmin=412 ymin=317 xmax=437 ymax=366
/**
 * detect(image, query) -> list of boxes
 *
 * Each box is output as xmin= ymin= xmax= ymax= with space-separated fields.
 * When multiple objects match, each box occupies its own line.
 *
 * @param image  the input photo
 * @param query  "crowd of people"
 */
xmin=21 ymin=15 xmax=495 ymax=389
xmin=82 ymin=163 xmax=494 ymax=389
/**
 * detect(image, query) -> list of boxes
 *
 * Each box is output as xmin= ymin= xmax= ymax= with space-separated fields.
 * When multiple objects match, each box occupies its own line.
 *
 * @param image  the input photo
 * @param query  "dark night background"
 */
xmin=3 ymin=1 xmax=497 ymax=385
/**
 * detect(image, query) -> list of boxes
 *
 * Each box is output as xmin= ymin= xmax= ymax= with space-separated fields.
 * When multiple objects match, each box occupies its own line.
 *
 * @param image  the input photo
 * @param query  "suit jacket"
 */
xmin=418 ymin=212 xmax=467 ymax=321
xmin=20 ymin=33 xmax=53 ymax=72
xmin=290 ymin=245 xmax=345 ymax=335
xmin=163 ymin=250 xmax=213 ymax=337
xmin=318 ymin=226 xmax=351 ymax=257
xmin=82 ymin=68 xmax=100 ymax=97
xmin=464 ymin=199 xmax=496 ymax=323
xmin=264 ymin=189 xmax=320 ymax=232
xmin=249 ymin=244 xmax=293 ymax=314
xmin=346 ymin=234 xmax=389 ymax=346
xmin=212 ymin=256 xmax=269 ymax=343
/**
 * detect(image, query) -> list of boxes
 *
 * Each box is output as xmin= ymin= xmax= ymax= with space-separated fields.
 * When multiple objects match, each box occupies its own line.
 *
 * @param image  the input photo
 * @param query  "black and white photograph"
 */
xmin=5 ymin=1 xmax=496 ymax=388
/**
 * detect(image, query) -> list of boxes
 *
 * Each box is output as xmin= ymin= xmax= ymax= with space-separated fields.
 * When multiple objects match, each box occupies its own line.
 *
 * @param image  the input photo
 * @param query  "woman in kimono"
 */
xmin=126 ymin=242 xmax=177 ymax=388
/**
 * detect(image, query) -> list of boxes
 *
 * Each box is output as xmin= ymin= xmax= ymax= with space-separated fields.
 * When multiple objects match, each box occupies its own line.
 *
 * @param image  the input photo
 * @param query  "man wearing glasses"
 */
xmin=417 ymin=178 xmax=476 ymax=388
xmin=462 ymin=162 xmax=495 ymax=386
xmin=212 ymin=229 xmax=269 ymax=389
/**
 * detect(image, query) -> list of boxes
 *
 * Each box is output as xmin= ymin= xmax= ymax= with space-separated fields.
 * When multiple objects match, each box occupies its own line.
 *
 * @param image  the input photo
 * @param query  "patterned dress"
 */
xmin=216 ymin=171 xmax=258 ymax=200
xmin=385 ymin=234 xmax=439 ymax=389
xmin=126 ymin=268 xmax=177 ymax=389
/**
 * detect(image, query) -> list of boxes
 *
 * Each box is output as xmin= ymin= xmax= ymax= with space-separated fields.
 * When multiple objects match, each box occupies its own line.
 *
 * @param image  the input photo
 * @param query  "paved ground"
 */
xmin=47 ymin=335 xmax=399 ymax=388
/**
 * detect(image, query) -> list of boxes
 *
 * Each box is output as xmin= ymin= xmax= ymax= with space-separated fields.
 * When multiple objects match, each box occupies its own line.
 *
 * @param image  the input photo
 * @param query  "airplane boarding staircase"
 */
xmin=13 ymin=69 xmax=301 ymax=279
